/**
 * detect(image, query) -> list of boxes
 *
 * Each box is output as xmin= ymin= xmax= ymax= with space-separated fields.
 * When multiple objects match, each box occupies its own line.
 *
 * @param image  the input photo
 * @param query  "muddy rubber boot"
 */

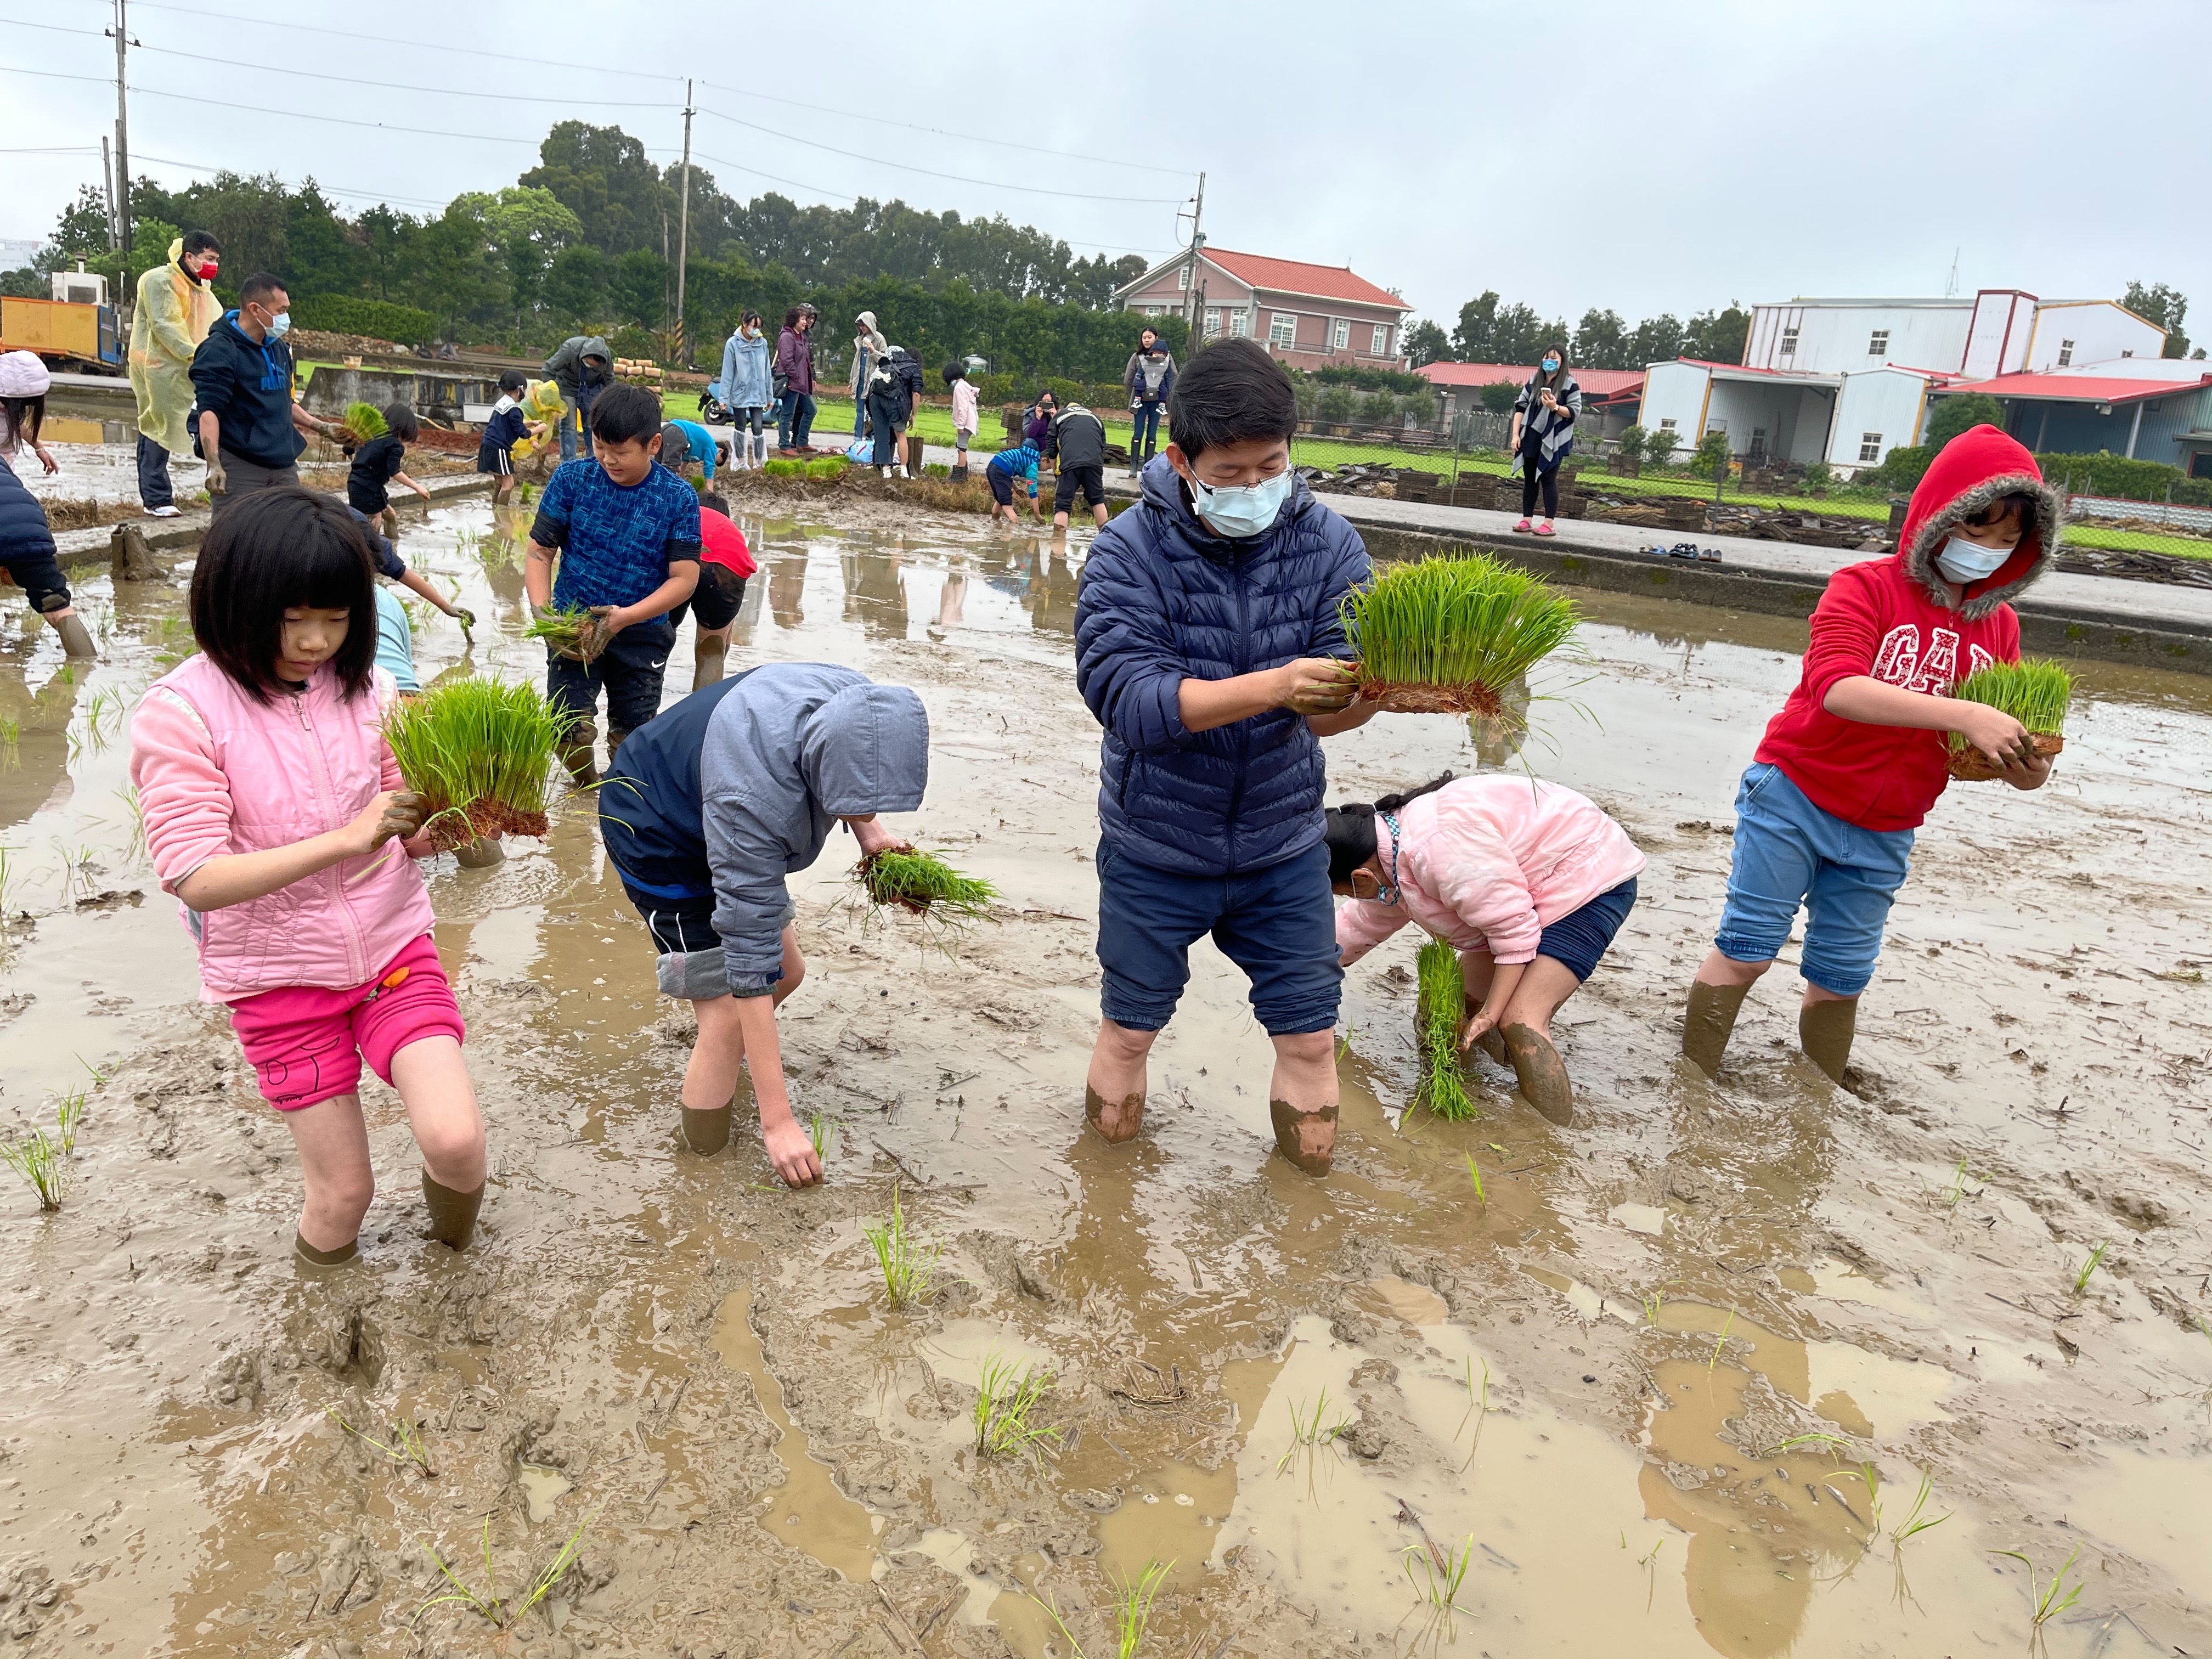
xmin=294 ymin=1233 xmax=359 ymax=1268
xmin=1084 ymin=1085 xmax=1144 ymax=1144
xmin=1269 ymin=1099 xmax=1338 ymax=1177
xmin=452 ymin=836 xmax=505 ymax=869
xmin=692 ymin=640 xmax=727 ymax=693
xmin=49 ymin=611 xmax=98 ymax=658
xmin=607 ymin=726 xmax=631 ymax=760
xmin=1503 ymin=1023 xmax=1575 ymax=1126
xmin=421 ymin=1172 xmax=485 ymax=1250
xmin=681 ymin=1104 xmax=732 ymax=1156
xmin=560 ymin=724 xmax=599 ymax=785
xmin=1682 ymin=979 xmax=1752 ymax=1076
xmin=1798 ymin=998 xmax=1858 ymax=1084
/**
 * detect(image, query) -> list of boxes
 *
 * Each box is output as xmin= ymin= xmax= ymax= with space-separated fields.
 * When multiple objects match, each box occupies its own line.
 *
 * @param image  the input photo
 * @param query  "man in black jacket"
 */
xmin=189 ymin=272 xmax=337 ymax=515
xmin=1048 ymin=402 xmax=1110 ymax=529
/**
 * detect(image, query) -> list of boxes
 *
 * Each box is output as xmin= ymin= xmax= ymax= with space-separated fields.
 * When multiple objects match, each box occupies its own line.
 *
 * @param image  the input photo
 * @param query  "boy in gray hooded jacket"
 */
xmin=599 ymin=662 xmax=930 ymax=1183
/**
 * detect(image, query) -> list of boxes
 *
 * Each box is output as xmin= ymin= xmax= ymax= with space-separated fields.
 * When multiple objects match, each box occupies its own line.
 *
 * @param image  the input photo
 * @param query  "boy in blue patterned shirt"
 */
xmin=525 ymin=383 xmax=702 ymax=778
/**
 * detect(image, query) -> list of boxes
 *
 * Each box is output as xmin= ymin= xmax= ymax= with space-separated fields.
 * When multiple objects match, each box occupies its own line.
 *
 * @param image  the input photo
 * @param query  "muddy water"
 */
xmin=3 ymin=492 xmax=2210 ymax=1658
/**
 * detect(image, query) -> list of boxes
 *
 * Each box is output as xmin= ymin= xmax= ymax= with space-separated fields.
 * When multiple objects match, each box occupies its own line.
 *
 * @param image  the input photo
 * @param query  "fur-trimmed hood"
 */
xmin=1898 ymin=424 xmax=2061 ymax=622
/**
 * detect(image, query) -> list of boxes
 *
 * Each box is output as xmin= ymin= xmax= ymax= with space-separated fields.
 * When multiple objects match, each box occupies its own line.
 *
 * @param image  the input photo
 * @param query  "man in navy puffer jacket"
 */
xmin=1074 ymin=338 xmax=1376 ymax=1176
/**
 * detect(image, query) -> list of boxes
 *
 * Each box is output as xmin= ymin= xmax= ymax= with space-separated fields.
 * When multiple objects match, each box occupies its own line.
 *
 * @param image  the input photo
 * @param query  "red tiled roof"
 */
xmin=1950 ymin=371 xmax=2212 ymax=405
xmin=1414 ymin=362 xmax=1645 ymax=398
xmin=1198 ymin=249 xmax=1409 ymax=312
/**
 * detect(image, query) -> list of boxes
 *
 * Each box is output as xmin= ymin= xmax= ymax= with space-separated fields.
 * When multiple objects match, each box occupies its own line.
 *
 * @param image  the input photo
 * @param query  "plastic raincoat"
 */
xmin=510 ymin=378 xmax=568 ymax=461
xmin=129 ymin=241 xmax=221 ymax=454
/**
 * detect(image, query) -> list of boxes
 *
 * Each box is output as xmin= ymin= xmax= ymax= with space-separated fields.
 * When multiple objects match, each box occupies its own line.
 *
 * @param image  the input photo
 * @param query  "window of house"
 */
xmin=1868 ymin=330 xmax=1890 ymax=357
xmin=1230 ymin=309 xmax=1249 ymax=337
xmin=1269 ymin=312 xmax=1298 ymax=348
xmin=1779 ymin=327 xmax=1798 ymax=357
xmin=1658 ymin=417 xmax=1677 ymax=432
xmin=1371 ymin=324 xmax=1390 ymax=355
xmin=1332 ymin=319 xmax=1350 ymax=351
xmin=1203 ymin=308 xmax=1221 ymax=337
xmin=2057 ymin=338 xmax=2075 ymax=366
xmin=2121 ymin=348 xmax=2134 ymax=358
xmin=1859 ymin=432 xmax=1883 ymax=463
xmin=1178 ymin=266 xmax=1190 ymax=291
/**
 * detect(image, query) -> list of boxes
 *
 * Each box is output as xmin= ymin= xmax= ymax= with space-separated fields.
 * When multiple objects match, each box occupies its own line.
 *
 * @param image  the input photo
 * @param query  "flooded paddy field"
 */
xmin=2 ymin=489 xmax=2208 ymax=1658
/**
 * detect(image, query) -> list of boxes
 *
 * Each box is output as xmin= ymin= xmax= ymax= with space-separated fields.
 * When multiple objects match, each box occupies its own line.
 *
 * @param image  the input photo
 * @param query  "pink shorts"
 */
xmin=228 ymin=935 xmax=466 ymax=1110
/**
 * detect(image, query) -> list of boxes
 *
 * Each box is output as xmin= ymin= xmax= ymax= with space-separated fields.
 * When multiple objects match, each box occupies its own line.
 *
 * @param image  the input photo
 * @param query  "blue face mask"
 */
xmin=1189 ymin=469 xmax=1293 ymax=539
xmin=1541 ymin=357 xmax=1560 ymax=373
xmin=262 ymin=307 xmax=291 ymax=341
xmin=1935 ymin=534 xmax=2013 ymax=584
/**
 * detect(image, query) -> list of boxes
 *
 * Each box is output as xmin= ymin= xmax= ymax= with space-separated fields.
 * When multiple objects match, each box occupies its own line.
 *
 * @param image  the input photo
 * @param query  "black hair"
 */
xmin=1535 ymin=343 xmax=1570 ymax=386
xmin=1324 ymin=773 xmax=1457 ymax=884
xmin=782 ymin=307 xmax=804 ymax=330
xmin=189 ymin=488 xmax=376 ymax=705
xmin=591 ymin=383 xmax=665 ymax=447
xmin=1034 ymin=386 xmax=1057 ymax=404
xmin=498 ymin=368 xmax=527 ymax=393
xmin=1168 ymin=337 xmax=1299 ymax=461
xmin=1139 ymin=323 xmax=1160 ymax=341
xmin=181 ymin=229 xmax=221 ymax=257
xmin=382 ymin=401 xmax=419 ymax=443
xmin=741 ymin=309 xmax=763 ymax=329
xmin=1 ymin=394 xmax=43 ymax=451
xmin=941 ymin=362 xmax=964 ymax=384
xmin=238 ymin=271 xmax=286 ymax=306
xmin=1963 ymin=491 xmax=2038 ymax=531
xmin=700 ymin=492 xmax=730 ymax=515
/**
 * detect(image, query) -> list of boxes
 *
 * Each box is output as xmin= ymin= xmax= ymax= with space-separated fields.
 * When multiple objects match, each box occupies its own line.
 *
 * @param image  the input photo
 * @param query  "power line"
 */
xmin=684 ymin=148 xmax=853 ymax=207
xmin=695 ymin=78 xmax=1190 ymax=178
xmin=126 ymin=36 xmax=670 ymax=106
xmin=0 ymin=66 xmax=545 ymax=144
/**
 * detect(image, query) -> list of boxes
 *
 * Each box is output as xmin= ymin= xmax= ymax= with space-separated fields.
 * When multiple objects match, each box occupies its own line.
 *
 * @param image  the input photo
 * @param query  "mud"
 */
xmin=2 ymin=497 xmax=2209 ymax=1657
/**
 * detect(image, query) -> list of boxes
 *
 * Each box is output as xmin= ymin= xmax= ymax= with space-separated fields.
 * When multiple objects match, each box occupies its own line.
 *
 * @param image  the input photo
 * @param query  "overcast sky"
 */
xmin=7 ymin=0 xmax=2207 ymax=331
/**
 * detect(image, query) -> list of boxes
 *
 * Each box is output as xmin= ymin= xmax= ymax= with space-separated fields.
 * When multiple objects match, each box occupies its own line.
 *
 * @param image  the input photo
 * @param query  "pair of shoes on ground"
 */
xmin=144 ymin=504 xmax=181 ymax=518
xmin=1511 ymin=517 xmax=1556 ymax=537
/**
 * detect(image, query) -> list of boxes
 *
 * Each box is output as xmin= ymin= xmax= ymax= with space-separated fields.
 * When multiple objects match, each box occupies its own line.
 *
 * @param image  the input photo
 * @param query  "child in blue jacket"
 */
xmin=986 ymin=439 xmax=1042 ymax=523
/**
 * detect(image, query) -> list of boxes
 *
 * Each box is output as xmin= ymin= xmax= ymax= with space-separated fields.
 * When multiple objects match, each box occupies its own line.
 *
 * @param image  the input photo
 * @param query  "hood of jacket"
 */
xmin=1134 ymin=452 xmax=1318 ymax=557
xmin=802 ymin=682 xmax=929 ymax=817
xmin=578 ymin=335 xmax=611 ymax=381
xmin=855 ymin=311 xmax=881 ymax=338
xmin=1897 ymin=424 xmax=2059 ymax=622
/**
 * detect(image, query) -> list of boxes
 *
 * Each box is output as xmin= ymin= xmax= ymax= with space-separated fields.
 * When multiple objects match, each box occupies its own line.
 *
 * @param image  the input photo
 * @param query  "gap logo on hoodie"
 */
xmin=1870 ymin=625 xmax=1995 ymax=695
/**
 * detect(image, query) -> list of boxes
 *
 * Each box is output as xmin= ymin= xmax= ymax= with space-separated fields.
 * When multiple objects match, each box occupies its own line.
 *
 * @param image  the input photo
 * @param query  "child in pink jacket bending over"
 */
xmin=129 ymin=488 xmax=487 ymax=1265
xmin=1329 ymin=772 xmax=1644 ymax=1127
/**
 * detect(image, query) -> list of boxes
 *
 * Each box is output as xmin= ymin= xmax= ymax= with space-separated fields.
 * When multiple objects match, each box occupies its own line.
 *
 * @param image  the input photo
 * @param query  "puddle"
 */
xmin=1611 ymin=1200 xmax=1667 ymax=1235
xmin=517 ymin=1460 xmax=572 ymax=1522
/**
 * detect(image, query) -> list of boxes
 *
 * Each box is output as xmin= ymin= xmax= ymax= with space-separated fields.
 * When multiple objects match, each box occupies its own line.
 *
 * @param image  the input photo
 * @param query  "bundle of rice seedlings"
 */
xmin=844 ymin=849 xmax=997 ymax=950
xmin=1415 ymin=937 xmax=1477 ymax=1121
xmin=1946 ymin=658 xmax=2073 ymax=781
xmin=761 ymin=458 xmax=805 ymax=478
xmin=341 ymin=401 xmax=388 ymax=445
xmin=804 ymin=457 xmax=848 ymax=482
xmin=385 ymin=678 xmax=568 ymax=850
xmin=523 ymin=605 xmax=599 ymax=661
xmin=1342 ymin=554 xmax=1579 ymax=716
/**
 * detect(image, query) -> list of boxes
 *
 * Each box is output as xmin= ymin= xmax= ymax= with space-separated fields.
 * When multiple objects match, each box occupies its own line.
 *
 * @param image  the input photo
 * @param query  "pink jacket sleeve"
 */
xmin=1335 ymin=898 xmax=1409 ymax=964
xmin=130 ymin=686 xmax=233 ymax=897
xmin=1415 ymin=806 xmax=1544 ymax=965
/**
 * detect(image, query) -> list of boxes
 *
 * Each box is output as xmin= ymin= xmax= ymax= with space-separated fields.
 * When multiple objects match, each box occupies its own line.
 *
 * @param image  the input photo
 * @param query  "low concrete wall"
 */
xmin=301 ymin=364 xmax=504 ymax=423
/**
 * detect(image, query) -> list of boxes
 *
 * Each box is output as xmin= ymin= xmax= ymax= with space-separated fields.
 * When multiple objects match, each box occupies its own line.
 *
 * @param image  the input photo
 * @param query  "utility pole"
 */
xmin=1178 ymin=172 xmax=1206 ymax=345
xmin=100 ymin=135 xmax=117 ymax=250
xmin=105 ymin=0 xmax=136 ymax=276
xmin=673 ymin=78 xmax=695 ymax=366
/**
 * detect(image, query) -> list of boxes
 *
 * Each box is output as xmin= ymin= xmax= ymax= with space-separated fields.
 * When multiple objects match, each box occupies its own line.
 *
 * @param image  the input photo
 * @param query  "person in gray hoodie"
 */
xmin=543 ymin=333 xmax=613 ymax=463
xmin=597 ymin=662 xmax=930 ymax=1184
xmin=715 ymin=312 xmax=775 ymax=469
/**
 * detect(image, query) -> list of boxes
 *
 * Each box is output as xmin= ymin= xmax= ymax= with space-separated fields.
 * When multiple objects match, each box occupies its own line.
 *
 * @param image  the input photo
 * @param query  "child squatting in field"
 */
xmin=596 ymin=662 xmax=929 ymax=1186
xmin=1328 ymin=772 xmax=1644 ymax=1126
xmin=1683 ymin=424 xmax=2058 ymax=1082
xmin=129 ymin=489 xmax=488 ymax=1265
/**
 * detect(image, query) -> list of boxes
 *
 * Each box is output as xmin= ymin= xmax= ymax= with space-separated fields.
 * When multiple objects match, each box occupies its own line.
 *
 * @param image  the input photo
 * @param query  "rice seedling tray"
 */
xmin=385 ymin=679 xmax=567 ymax=853
xmin=1344 ymin=554 xmax=1579 ymax=720
xmin=1944 ymin=658 xmax=2074 ymax=782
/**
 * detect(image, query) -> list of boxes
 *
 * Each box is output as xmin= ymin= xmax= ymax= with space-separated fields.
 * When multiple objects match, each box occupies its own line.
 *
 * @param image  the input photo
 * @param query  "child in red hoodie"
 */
xmin=1683 ymin=425 xmax=2059 ymax=1082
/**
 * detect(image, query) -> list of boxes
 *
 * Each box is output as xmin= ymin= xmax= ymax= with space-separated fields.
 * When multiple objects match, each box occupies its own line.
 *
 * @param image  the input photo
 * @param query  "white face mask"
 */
xmin=1189 ymin=469 xmax=1293 ymax=539
xmin=1935 ymin=534 xmax=2015 ymax=584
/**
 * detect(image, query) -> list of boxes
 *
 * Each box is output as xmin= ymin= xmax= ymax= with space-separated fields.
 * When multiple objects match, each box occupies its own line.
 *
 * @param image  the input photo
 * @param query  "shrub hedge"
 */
xmin=291 ymin=295 xmax=437 ymax=347
xmin=1870 ymin=441 xmax=2212 ymax=505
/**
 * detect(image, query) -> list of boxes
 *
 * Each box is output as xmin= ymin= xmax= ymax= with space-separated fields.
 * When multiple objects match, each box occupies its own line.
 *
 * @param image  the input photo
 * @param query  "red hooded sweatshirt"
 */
xmin=1754 ymin=425 xmax=2059 ymax=832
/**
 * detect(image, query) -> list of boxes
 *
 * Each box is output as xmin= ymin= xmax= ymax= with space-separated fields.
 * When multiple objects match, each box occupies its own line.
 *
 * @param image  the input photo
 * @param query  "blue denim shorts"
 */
xmin=1714 ymin=763 xmax=1915 ymax=996
xmin=1536 ymin=877 xmax=1638 ymax=982
xmin=1096 ymin=837 xmax=1342 ymax=1036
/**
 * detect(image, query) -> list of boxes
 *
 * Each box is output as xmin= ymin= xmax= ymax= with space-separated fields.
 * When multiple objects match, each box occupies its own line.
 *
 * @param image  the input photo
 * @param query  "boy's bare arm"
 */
xmin=523 ymin=539 xmax=557 ymax=610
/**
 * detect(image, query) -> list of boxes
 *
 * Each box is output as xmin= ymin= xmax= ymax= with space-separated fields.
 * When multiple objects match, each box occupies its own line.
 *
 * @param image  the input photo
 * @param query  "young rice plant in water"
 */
xmin=417 ymin=1506 xmax=600 ymax=1631
xmin=384 ymin=678 xmax=567 ymax=848
xmin=1415 ymin=938 xmax=1476 ymax=1120
xmin=863 ymin=1182 xmax=940 ymax=1308
xmin=1 ymin=1088 xmax=84 ymax=1211
xmin=523 ymin=605 xmax=599 ymax=659
xmin=1342 ymin=554 xmax=1578 ymax=715
xmin=972 ymin=1351 xmax=1063 ymax=1464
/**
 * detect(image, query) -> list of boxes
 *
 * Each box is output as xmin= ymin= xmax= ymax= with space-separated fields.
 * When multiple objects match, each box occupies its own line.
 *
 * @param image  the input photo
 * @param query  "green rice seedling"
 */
xmin=1341 ymin=553 xmax=1579 ymax=716
xmin=803 ymin=456 xmax=847 ymax=482
xmin=807 ymin=1112 xmax=837 ymax=1161
xmin=1761 ymin=1430 xmax=1848 ymax=1459
xmin=2072 ymin=1238 xmax=2111 ymax=1294
xmin=1109 ymin=1558 xmax=1172 ymax=1658
xmin=1707 ymin=1308 xmax=1738 ymax=1385
xmin=1 ymin=1089 xmax=84 ymax=1211
xmin=0 ymin=845 xmax=15 ymax=916
xmin=1990 ymin=1545 xmax=2084 ymax=1631
xmin=1415 ymin=937 xmax=1476 ymax=1121
xmin=761 ymin=457 xmax=804 ymax=478
xmin=383 ymin=678 xmax=567 ymax=849
xmin=1401 ymin=1532 xmax=1474 ymax=1612
xmin=522 ymin=605 xmax=599 ymax=659
xmin=326 ymin=1406 xmax=436 ymax=1477
xmin=1640 ymin=1279 xmax=1684 ymax=1325
xmin=1946 ymin=658 xmax=2073 ymax=777
xmin=0 ymin=715 xmax=18 ymax=769
xmin=51 ymin=838 xmax=97 ymax=902
xmin=1887 ymin=1470 xmax=1949 ymax=1546
xmin=1462 ymin=1151 xmax=1485 ymax=1204
xmin=847 ymin=849 xmax=998 ymax=953
xmin=116 ymin=784 xmax=146 ymax=860
xmin=1931 ymin=1157 xmax=1984 ymax=1207
xmin=862 ymin=1182 xmax=940 ymax=1309
xmin=1276 ymin=1387 xmax=1350 ymax=1472
xmin=971 ymin=1351 xmax=1063 ymax=1465
xmin=1456 ymin=1357 xmax=1490 ymax=1465
xmin=1829 ymin=1460 xmax=1884 ymax=1533
xmin=341 ymin=400 xmax=388 ymax=445
xmin=416 ymin=1505 xmax=601 ymax=1630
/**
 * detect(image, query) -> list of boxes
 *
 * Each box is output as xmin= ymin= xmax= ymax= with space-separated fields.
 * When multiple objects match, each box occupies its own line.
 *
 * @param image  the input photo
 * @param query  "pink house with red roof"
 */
xmin=1113 ymin=247 xmax=1412 ymax=370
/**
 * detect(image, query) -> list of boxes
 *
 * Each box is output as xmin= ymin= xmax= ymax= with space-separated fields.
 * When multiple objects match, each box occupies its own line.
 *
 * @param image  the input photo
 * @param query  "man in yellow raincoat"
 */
xmin=129 ymin=231 xmax=223 ymax=517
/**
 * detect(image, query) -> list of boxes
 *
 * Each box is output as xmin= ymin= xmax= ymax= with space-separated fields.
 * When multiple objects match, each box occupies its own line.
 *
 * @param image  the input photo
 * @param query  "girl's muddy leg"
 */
xmin=1499 ymin=957 xmax=1584 ymax=1126
xmin=1085 ymin=1019 xmax=1154 ymax=1143
xmin=1458 ymin=949 xmax=1507 ymax=1064
xmin=390 ymin=1036 xmax=487 ymax=1246
xmin=1684 ymin=949 xmax=1767 ymax=1074
xmin=279 ymin=1093 xmax=376 ymax=1260
xmin=1798 ymin=989 xmax=1859 ymax=1082
xmin=1267 ymin=1029 xmax=1339 ymax=1176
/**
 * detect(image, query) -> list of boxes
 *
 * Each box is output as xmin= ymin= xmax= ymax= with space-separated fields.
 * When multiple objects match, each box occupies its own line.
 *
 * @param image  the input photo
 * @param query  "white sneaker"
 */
xmin=881 ymin=466 xmax=893 ymax=478
xmin=146 ymin=504 xmax=180 ymax=518
xmin=895 ymin=465 xmax=909 ymax=479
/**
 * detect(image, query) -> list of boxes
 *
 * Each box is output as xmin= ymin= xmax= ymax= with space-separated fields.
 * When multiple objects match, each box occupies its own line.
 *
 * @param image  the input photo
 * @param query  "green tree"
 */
xmin=1477 ymin=380 xmax=1519 ymax=414
xmin=1572 ymin=307 xmax=1628 ymax=370
xmin=2121 ymin=279 xmax=2192 ymax=358
xmin=1402 ymin=318 xmax=1451 ymax=366
xmin=1682 ymin=303 xmax=1750 ymax=365
xmin=1925 ymin=391 xmax=2007 ymax=451
xmin=1452 ymin=291 xmax=1499 ymax=361
xmin=126 ymin=217 xmax=182 ymax=284
xmin=39 ymin=183 xmax=114 ymax=274
xmin=1628 ymin=312 xmax=1684 ymax=366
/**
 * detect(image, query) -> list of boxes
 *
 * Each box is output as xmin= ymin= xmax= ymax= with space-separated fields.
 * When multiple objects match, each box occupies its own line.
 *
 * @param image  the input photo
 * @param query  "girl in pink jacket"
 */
xmin=129 ymin=489 xmax=487 ymax=1265
xmin=1328 ymin=772 xmax=1644 ymax=1126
